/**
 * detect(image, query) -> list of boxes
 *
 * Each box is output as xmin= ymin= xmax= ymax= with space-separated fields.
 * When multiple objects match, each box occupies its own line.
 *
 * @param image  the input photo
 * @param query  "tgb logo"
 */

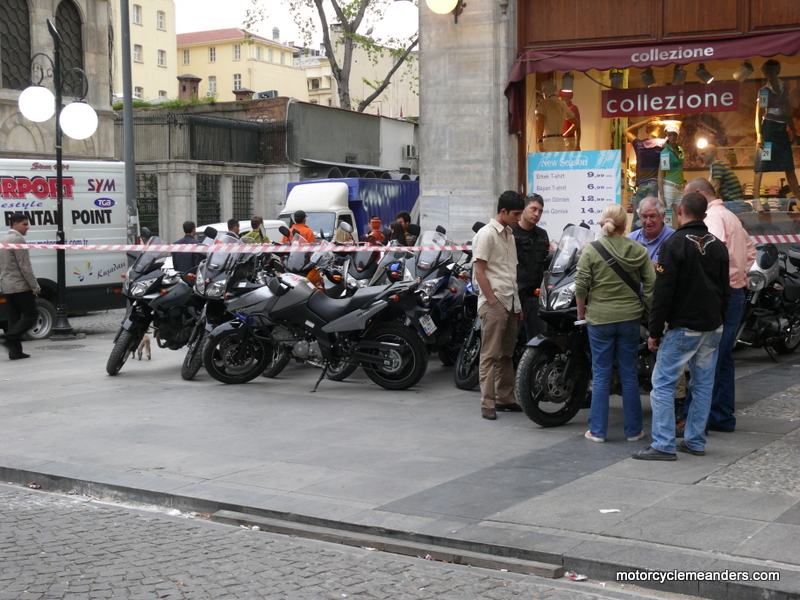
xmin=88 ymin=179 xmax=116 ymax=192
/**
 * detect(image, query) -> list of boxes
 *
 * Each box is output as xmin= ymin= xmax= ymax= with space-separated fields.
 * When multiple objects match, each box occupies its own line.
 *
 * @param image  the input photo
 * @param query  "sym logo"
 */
xmin=94 ymin=198 xmax=115 ymax=208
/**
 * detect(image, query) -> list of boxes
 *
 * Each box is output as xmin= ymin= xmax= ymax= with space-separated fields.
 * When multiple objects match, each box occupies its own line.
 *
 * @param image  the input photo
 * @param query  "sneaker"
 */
xmin=676 ymin=441 xmax=705 ymax=456
xmin=584 ymin=430 xmax=605 ymax=443
xmin=626 ymin=431 xmax=645 ymax=442
xmin=631 ymin=445 xmax=677 ymax=461
xmin=675 ymin=421 xmax=685 ymax=438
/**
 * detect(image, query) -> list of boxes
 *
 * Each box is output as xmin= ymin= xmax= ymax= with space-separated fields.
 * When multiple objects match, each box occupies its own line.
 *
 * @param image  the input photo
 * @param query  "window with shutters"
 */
xmin=56 ymin=1 xmax=84 ymax=93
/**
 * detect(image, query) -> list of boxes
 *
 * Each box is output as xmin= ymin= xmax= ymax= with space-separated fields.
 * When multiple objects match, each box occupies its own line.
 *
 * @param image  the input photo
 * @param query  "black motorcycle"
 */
xmin=736 ymin=242 xmax=800 ymax=355
xmin=107 ymin=235 xmax=203 ymax=375
xmin=514 ymin=224 xmax=655 ymax=427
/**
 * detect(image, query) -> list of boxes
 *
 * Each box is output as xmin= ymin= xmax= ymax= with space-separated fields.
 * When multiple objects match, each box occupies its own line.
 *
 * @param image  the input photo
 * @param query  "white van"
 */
xmin=0 ymin=158 xmax=128 ymax=338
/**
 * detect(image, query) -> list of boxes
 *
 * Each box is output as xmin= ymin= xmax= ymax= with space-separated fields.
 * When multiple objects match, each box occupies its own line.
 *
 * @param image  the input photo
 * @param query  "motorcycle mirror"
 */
xmin=579 ymin=222 xmax=591 ymax=229
xmin=436 ymin=225 xmax=447 ymax=234
xmin=405 ymin=251 xmax=414 ymax=259
xmin=140 ymin=227 xmax=152 ymax=240
xmin=407 ymin=224 xmax=421 ymax=236
xmin=267 ymin=277 xmax=289 ymax=296
xmin=202 ymin=226 xmax=218 ymax=241
xmin=337 ymin=220 xmax=353 ymax=234
xmin=472 ymin=222 xmax=485 ymax=233
xmin=279 ymin=225 xmax=291 ymax=237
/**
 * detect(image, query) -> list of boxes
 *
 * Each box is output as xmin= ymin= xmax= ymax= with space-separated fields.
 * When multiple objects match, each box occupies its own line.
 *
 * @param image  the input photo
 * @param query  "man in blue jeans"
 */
xmin=633 ymin=192 xmax=730 ymax=460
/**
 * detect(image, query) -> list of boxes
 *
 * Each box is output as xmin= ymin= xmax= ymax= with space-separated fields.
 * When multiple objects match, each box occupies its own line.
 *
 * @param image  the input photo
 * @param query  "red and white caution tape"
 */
xmin=751 ymin=234 xmax=800 ymax=244
xmin=0 ymin=243 xmax=473 ymax=253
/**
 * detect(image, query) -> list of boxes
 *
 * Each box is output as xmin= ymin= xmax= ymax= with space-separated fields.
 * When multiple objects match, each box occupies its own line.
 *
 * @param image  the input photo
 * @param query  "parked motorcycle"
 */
xmin=202 ymin=271 xmax=432 ymax=390
xmin=107 ymin=234 xmax=203 ymax=375
xmin=514 ymin=224 xmax=655 ymax=427
xmin=736 ymin=243 xmax=800 ymax=355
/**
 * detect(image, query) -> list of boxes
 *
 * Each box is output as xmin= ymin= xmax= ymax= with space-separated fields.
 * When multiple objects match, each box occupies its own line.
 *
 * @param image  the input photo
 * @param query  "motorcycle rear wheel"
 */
xmin=453 ymin=329 xmax=481 ymax=390
xmin=106 ymin=328 xmax=144 ymax=376
xmin=362 ymin=323 xmax=428 ymax=390
xmin=515 ymin=346 xmax=589 ymax=427
xmin=203 ymin=329 xmax=268 ymax=384
xmin=181 ymin=331 xmax=209 ymax=381
xmin=772 ymin=320 xmax=800 ymax=354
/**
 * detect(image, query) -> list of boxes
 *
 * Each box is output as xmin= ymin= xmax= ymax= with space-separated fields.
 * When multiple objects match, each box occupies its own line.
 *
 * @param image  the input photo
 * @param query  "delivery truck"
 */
xmin=0 ymin=158 xmax=128 ymax=339
xmin=280 ymin=178 xmax=420 ymax=240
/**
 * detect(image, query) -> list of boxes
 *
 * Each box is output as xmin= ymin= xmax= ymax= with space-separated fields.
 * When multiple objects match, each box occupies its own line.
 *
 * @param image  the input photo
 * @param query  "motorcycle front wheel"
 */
xmin=515 ymin=346 xmax=589 ymax=427
xmin=361 ymin=323 xmax=428 ymax=390
xmin=772 ymin=319 xmax=800 ymax=354
xmin=325 ymin=358 xmax=359 ymax=381
xmin=261 ymin=344 xmax=292 ymax=378
xmin=106 ymin=327 xmax=145 ymax=376
xmin=181 ymin=331 xmax=209 ymax=381
xmin=453 ymin=329 xmax=481 ymax=390
xmin=203 ymin=329 xmax=269 ymax=384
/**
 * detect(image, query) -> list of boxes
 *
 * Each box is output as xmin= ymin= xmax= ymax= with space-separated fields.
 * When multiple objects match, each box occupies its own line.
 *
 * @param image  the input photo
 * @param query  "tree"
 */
xmin=246 ymin=0 xmax=419 ymax=112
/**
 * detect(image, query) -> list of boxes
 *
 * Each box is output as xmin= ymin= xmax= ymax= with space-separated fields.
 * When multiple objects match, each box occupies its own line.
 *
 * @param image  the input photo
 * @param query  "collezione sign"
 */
xmin=601 ymin=82 xmax=739 ymax=118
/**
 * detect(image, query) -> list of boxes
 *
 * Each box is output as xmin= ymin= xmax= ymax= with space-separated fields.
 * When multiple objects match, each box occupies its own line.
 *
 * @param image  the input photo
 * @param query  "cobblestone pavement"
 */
xmin=0 ymin=486 xmax=694 ymax=600
xmin=69 ymin=309 xmax=125 ymax=337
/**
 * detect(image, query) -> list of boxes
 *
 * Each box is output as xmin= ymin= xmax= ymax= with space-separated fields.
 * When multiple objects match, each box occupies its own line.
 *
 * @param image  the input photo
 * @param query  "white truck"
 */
xmin=0 ymin=158 xmax=128 ymax=338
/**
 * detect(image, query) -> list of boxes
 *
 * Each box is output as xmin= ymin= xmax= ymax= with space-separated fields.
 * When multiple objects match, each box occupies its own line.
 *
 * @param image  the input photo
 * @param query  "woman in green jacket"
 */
xmin=575 ymin=204 xmax=655 ymax=443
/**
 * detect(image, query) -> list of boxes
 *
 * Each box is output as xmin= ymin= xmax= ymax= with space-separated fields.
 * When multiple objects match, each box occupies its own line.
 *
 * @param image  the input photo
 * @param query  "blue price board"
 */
xmin=527 ymin=150 xmax=621 ymax=235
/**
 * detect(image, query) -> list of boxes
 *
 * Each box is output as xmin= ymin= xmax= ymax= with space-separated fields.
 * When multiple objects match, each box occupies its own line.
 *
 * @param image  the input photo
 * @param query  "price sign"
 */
xmin=527 ymin=150 xmax=621 ymax=235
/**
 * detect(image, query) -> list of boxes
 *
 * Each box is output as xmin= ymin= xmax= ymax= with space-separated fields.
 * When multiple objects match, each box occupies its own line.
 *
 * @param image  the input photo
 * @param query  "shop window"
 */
xmin=234 ymin=44 xmax=241 ymax=60
xmin=133 ymin=44 xmax=143 ymax=62
xmin=183 ymin=49 xmax=189 ymax=64
xmin=209 ymin=46 xmax=216 ymax=62
xmin=157 ymin=10 xmax=165 ymax=30
xmin=0 ymin=0 xmax=32 ymax=90
xmin=157 ymin=49 xmax=166 ymax=67
xmin=132 ymin=4 xmax=141 ymax=24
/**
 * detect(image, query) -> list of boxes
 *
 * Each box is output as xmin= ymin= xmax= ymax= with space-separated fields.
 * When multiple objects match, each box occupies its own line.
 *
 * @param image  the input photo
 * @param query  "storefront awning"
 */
xmin=505 ymin=29 xmax=800 ymax=133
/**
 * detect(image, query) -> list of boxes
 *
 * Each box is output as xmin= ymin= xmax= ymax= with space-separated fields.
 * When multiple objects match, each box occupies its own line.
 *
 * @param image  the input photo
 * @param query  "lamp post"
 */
xmin=17 ymin=19 xmax=98 ymax=340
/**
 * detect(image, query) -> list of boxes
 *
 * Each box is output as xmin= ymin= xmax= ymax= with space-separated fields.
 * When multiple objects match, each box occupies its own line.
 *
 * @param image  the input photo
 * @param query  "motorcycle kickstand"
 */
xmin=310 ymin=362 xmax=328 ymax=393
xmin=765 ymin=344 xmax=778 ymax=363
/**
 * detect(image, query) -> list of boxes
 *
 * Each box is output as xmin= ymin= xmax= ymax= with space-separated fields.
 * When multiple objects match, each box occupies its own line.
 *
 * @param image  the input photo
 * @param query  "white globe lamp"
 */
xmin=384 ymin=0 xmax=419 ymax=38
xmin=59 ymin=101 xmax=98 ymax=140
xmin=18 ymin=85 xmax=56 ymax=122
xmin=426 ymin=0 xmax=458 ymax=14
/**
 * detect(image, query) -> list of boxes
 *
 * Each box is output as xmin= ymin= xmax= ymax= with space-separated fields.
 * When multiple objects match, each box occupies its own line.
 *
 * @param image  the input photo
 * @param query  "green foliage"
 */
xmin=111 ymin=96 xmax=217 ymax=111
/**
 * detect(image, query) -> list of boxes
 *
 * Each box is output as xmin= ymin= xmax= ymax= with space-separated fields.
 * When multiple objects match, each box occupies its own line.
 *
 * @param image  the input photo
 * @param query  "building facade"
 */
xmin=176 ymin=28 xmax=309 ymax=102
xmin=0 ymin=0 xmax=115 ymax=160
xmin=110 ymin=0 xmax=177 ymax=101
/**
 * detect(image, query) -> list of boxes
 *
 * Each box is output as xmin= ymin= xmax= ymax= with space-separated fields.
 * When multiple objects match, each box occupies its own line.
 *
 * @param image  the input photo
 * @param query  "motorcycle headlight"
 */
xmin=420 ymin=276 xmax=445 ymax=298
xmin=747 ymin=272 xmax=766 ymax=292
xmin=129 ymin=279 xmax=154 ymax=297
xmin=195 ymin=277 xmax=206 ymax=295
xmin=206 ymin=279 xmax=227 ymax=298
xmin=539 ymin=286 xmax=548 ymax=308
xmin=551 ymin=282 xmax=576 ymax=310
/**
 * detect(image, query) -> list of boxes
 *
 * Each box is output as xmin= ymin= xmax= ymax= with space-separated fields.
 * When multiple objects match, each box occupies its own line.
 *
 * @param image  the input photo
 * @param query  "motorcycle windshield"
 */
xmin=131 ymin=236 xmax=170 ymax=276
xmin=352 ymin=246 xmax=379 ymax=272
xmin=414 ymin=231 xmax=460 ymax=278
xmin=206 ymin=233 xmax=243 ymax=273
xmin=549 ymin=226 xmax=596 ymax=275
xmin=285 ymin=233 xmax=315 ymax=272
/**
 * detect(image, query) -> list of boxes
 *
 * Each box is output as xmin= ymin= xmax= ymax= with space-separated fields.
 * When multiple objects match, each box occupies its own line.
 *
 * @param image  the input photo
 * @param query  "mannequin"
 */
xmin=559 ymin=90 xmax=581 ymax=151
xmin=536 ymin=82 xmax=579 ymax=152
xmin=625 ymin=116 xmax=667 ymax=230
xmin=658 ymin=123 xmax=684 ymax=227
xmin=753 ymin=59 xmax=800 ymax=212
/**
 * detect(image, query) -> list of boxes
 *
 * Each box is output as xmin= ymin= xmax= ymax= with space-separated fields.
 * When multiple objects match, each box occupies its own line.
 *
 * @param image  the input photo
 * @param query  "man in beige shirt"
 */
xmin=472 ymin=191 xmax=524 ymax=420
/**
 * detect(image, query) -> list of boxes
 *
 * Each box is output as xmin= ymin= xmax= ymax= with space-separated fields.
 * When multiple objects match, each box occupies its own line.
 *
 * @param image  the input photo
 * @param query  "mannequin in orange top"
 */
xmin=281 ymin=209 xmax=316 ymax=243
xmin=360 ymin=215 xmax=386 ymax=244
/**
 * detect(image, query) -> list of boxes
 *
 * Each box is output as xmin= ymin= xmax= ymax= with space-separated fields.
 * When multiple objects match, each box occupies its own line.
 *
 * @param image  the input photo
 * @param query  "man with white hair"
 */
xmin=536 ymin=82 xmax=579 ymax=153
xmin=627 ymin=196 xmax=674 ymax=262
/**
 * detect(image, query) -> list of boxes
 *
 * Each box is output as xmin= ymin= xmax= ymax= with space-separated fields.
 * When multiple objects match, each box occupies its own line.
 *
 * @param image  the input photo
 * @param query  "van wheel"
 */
xmin=23 ymin=298 xmax=57 ymax=341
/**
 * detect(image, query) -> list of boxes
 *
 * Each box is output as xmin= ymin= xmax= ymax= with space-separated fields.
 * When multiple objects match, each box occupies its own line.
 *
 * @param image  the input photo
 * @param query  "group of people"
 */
xmin=473 ymin=178 xmax=755 ymax=461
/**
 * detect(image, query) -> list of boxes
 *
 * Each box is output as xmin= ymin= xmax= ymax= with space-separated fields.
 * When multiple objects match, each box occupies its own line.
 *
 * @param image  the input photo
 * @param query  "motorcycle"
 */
xmin=736 ymin=243 xmax=800 ymax=355
xmin=107 ymin=233 xmax=203 ymax=375
xmin=514 ymin=224 xmax=655 ymax=427
xmin=202 ymin=271 xmax=432 ymax=390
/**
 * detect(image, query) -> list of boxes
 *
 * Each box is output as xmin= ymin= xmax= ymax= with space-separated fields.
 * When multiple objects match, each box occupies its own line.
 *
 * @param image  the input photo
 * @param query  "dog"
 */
xmin=130 ymin=333 xmax=151 ymax=360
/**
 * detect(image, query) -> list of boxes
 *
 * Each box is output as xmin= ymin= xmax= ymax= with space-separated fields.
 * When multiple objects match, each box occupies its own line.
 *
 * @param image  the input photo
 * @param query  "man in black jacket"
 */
xmin=633 ymin=192 xmax=730 ymax=461
xmin=172 ymin=221 xmax=203 ymax=274
xmin=513 ymin=194 xmax=550 ymax=340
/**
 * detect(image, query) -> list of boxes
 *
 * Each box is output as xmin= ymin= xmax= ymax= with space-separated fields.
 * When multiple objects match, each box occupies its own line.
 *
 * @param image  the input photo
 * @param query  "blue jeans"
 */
xmin=587 ymin=319 xmax=642 ymax=439
xmin=684 ymin=288 xmax=746 ymax=431
xmin=651 ymin=327 xmax=723 ymax=453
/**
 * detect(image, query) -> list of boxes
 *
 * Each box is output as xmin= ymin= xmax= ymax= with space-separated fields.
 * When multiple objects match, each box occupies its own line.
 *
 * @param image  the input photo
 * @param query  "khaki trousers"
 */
xmin=478 ymin=301 xmax=519 ymax=409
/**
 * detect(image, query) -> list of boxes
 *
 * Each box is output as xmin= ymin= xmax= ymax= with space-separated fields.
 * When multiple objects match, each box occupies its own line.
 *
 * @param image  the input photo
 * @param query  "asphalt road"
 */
xmin=0 ymin=484 xmax=700 ymax=600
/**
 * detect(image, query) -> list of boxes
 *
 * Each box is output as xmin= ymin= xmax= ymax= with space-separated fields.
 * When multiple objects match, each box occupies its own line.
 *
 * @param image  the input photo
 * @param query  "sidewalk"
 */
xmin=1 ymin=328 xmax=798 ymax=599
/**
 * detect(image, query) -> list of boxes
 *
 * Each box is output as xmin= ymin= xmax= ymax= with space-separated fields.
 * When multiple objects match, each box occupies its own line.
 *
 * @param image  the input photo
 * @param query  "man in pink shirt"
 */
xmin=683 ymin=178 xmax=756 ymax=432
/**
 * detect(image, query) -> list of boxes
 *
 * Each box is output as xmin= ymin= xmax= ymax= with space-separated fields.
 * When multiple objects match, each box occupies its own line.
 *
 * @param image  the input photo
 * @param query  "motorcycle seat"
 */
xmin=308 ymin=284 xmax=392 ymax=322
xmin=782 ymin=273 xmax=800 ymax=303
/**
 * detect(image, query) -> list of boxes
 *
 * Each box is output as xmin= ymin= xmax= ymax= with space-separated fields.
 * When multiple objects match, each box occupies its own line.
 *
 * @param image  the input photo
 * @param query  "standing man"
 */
xmin=699 ymin=145 xmax=745 ymax=211
xmin=684 ymin=177 xmax=756 ymax=432
xmin=536 ymin=82 xmax=579 ymax=153
xmin=226 ymin=219 xmax=241 ymax=239
xmin=395 ymin=211 xmax=417 ymax=245
xmin=281 ymin=210 xmax=316 ymax=243
xmin=513 ymin=194 xmax=550 ymax=340
xmin=472 ymin=191 xmax=525 ymax=420
xmin=242 ymin=216 xmax=270 ymax=243
xmin=627 ymin=197 xmax=674 ymax=262
xmin=633 ymin=192 xmax=729 ymax=460
xmin=0 ymin=213 xmax=41 ymax=360
xmin=172 ymin=220 xmax=203 ymax=275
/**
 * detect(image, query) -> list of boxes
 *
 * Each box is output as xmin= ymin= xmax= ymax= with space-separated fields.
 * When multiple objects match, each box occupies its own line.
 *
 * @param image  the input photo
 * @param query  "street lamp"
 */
xmin=17 ymin=19 xmax=98 ymax=339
